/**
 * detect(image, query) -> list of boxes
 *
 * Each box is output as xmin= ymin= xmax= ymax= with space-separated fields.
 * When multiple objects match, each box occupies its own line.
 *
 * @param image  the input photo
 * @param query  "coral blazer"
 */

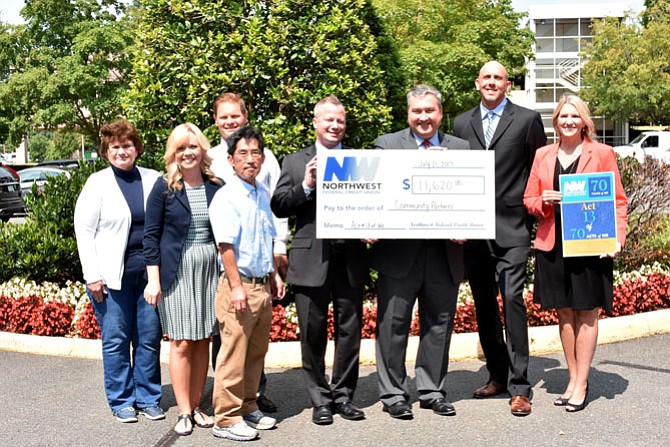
xmin=523 ymin=138 xmax=628 ymax=252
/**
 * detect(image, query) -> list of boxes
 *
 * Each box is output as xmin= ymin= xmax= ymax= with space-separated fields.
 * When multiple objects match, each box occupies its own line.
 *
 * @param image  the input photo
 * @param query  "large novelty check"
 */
xmin=315 ymin=149 xmax=496 ymax=239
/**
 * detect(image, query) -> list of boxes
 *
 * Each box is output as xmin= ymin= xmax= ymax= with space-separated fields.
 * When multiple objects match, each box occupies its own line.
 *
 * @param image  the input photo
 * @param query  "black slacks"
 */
xmin=464 ymin=239 xmax=531 ymax=397
xmin=293 ymin=249 xmax=364 ymax=407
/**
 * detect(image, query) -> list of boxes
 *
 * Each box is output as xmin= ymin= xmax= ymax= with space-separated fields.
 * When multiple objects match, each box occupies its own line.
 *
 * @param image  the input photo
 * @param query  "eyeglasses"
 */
xmin=109 ymin=143 xmax=135 ymax=152
xmin=235 ymin=149 xmax=263 ymax=159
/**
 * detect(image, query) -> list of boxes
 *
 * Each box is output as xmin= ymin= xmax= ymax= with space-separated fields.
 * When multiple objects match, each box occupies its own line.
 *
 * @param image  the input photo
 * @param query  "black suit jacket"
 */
xmin=453 ymin=101 xmax=547 ymax=247
xmin=271 ymin=144 xmax=369 ymax=288
xmin=144 ymin=176 xmax=223 ymax=291
xmin=371 ymin=128 xmax=469 ymax=284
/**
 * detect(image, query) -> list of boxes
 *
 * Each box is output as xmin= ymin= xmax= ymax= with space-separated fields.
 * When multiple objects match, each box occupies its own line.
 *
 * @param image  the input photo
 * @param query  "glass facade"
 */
xmin=528 ymin=15 xmax=627 ymax=145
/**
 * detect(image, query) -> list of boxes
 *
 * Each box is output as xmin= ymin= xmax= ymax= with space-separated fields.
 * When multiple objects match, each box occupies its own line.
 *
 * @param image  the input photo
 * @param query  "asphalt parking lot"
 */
xmin=1 ymin=333 xmax=669 ymax=447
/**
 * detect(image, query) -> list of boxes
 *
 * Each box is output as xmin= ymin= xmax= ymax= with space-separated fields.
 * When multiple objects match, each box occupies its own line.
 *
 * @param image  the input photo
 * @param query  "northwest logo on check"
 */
xmin=322 ymin=156 xmax=382 ymax=191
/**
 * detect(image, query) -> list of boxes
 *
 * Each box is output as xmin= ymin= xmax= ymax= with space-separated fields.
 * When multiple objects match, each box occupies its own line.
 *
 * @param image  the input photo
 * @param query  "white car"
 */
xmin=17 ymin=166 xmax=70 ymax=196
xmin=613 ymin=131 xmax=670 ymax=163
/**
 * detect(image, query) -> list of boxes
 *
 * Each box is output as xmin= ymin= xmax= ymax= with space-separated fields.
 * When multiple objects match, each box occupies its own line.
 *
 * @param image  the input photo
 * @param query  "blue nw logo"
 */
xmin=323 ymin=156 xmax=381 ymax=181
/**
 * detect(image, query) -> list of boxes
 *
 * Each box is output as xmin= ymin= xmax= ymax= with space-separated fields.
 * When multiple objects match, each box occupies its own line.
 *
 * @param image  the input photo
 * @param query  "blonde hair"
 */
xmin=164 ymin=123 xmax=221 ymax=191
xmin=552 ymin=94 xmax=597 ymax=142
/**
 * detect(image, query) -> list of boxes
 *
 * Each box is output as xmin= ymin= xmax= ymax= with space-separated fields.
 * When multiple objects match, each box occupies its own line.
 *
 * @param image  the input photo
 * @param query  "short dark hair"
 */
xmin=226 ymin=126 xmax=265 ymax=156
xmin=99 ymin=120 xmax=144 ymax=159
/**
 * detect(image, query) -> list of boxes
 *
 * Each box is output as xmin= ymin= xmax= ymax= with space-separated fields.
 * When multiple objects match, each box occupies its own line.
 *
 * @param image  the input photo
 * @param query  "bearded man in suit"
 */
xmin=453 ymin=61 xmax=547 ymax=416
xmin=371 ymin=84 xmax=469 ymax=420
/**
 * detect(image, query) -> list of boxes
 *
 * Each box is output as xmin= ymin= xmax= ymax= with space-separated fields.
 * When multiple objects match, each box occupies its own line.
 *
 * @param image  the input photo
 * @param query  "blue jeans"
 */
xmin=89 ymin=271 xmax=162 ymax=412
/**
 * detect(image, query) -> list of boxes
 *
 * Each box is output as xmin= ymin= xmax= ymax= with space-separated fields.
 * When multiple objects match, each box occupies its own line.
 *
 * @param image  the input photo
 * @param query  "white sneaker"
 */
xmin=242 ymin=410 xmax=276 ymax=430
xmin=212 ymin=421 xmax=259 ymax=441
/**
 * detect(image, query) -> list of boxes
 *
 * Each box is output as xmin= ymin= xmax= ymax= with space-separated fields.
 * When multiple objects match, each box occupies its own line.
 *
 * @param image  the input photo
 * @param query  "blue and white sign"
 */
xmin=559 ymin=172 xmax=617 ymax=257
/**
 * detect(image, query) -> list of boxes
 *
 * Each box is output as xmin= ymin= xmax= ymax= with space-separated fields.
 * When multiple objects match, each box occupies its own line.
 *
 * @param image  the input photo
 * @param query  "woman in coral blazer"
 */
xmin=524 ymin=94 xmax=627 ymax=413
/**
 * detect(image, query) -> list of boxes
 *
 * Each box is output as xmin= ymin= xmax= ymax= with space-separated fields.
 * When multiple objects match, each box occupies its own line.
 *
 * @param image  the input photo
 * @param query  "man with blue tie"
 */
xmin=453 ymin=61 xmax=547 ymax=416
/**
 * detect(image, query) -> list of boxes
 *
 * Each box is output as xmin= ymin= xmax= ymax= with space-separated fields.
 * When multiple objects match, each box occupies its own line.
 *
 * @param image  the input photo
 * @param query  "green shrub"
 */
xmin=0 ymin=159 xmax=107 ymax=284
xmin=0 ymin=220 xmax=79 ymax=283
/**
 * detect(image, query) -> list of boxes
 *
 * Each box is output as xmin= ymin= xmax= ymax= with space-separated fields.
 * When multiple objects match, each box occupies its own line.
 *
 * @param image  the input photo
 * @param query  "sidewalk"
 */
xmin=2 ymin=333 xmax=669 ymax=446
xmin=2 ymin=308 xmax=670 ymax=367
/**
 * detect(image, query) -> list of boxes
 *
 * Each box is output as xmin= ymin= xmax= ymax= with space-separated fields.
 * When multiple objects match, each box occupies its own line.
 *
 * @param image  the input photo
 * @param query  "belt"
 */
xmin=238 ymin=274 xmax=269 ymax=285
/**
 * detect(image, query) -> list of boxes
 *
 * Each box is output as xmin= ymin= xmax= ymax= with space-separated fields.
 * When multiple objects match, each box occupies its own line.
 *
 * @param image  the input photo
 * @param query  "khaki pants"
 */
xmin=213 ymin=275 xmax=272 ymax=427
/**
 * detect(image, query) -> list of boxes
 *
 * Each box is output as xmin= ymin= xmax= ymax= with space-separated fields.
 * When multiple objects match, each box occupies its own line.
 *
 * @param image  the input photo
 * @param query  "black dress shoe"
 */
xmin=419 ymin=398 xmax=456 ymax=416
xmin=312 ymin=405 xmax=334 ymax=425
xmin=333 ymin=401 xmax=365 ymax=420
xmin=256 ymin=393 xmax=277 ymax=413
xmin=566 ymin=382 xmax=589 ymax=413
xmin=382 ymin=400 xmax=413 ymax=419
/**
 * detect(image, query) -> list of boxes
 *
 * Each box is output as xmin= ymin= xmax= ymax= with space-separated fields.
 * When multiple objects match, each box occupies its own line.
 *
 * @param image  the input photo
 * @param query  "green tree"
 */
xmin=125 ymin=0 xmax=394 ymax=163
xmin=371 ymin=0 xmax=535 ymax=128
xmin=581 ymin=1 xmax=670 ymax=125
xmin=642 ymin=0 xmax=670 ymax=25
xmin=48 ymin=131 xmax=83 ymax=160
xmin=0 ymin=0 xmax=134 ymax=147
xmin=28 ymin=132 xmax=54 ymax=162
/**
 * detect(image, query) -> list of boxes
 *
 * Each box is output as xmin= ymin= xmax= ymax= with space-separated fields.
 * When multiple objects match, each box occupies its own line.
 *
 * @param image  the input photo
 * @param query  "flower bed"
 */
xmin=2 ymin=263 xmax=670 ymax=342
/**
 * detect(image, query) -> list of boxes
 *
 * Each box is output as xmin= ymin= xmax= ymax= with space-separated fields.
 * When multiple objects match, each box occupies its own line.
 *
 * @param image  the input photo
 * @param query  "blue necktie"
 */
xmin=484 ymin=111 xmax=495 ymax=149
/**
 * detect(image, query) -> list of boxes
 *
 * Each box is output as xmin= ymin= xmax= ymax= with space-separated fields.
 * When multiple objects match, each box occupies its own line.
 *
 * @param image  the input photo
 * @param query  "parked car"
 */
xmin=17 ymin=166 xmax=71 ymax=196
xmin=613 ymin=130 xmax=670 ymax=163
xmin=0 ymin=164 xmax=25 ymax=222
xmin=37 ymin=157 xmax=97 ymax=170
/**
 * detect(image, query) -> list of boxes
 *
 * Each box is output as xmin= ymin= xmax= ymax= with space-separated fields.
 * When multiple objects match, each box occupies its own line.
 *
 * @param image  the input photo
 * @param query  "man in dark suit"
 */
xmin=271 ymin=95 xmax=369 ymax=425
xmin=372 ymin=84 xmax=469 ymax=420
xmin=453 ymin=61 xmax=547 ymax=416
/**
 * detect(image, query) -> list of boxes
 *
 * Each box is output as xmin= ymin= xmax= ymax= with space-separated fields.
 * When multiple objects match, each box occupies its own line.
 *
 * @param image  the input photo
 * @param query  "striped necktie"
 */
xmin=484 ymin=111 xmax=495 ymax=149
xmin=422 ymin=139 xmax=431 ymax=149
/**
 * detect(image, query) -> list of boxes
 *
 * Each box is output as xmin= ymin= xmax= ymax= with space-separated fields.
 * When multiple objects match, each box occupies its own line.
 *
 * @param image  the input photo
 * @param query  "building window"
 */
xmin=536 ymin=38 xmax=554 ymax=53
xmin=536 ymin=21 xmax=554 ymax=37
xmin=580 ymin=19 xmax=593 ymax=36
xmin=555 ymin=19 xmax=579 ymax=37
xmin=556 ymin=37 xmax=579 ymax=52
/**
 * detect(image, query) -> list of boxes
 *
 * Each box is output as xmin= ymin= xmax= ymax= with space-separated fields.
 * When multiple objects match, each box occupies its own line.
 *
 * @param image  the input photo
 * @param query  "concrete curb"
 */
xmin=2 ymin=308 xmax=670 ymax=368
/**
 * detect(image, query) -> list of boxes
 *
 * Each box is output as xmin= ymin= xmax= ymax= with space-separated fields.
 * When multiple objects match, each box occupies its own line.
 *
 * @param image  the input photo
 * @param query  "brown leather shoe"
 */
xmin=473 ymin=380 xmax=506 ymax=398
xmin=510 ymin=395 xmax=532 ymax=416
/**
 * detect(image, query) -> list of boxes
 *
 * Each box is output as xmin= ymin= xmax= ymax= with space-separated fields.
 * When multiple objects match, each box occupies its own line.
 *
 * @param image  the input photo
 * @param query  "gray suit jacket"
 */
xmin=371 ymin=128 xmax=469 ymax=284
xmin=271 ymin=144 xmax=369 ymax=288
xmin=374 ymin=128 xmax=470 ymax=152
xmin=453 ymin=101 xmax=547 ymax=247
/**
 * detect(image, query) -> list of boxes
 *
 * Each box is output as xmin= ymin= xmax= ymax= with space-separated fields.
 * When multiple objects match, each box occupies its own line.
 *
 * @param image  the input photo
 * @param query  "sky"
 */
xmin=0 ymin=0 xmax=24 ymax=25
xmin=0 ymin=0 xmax=647 ymax=26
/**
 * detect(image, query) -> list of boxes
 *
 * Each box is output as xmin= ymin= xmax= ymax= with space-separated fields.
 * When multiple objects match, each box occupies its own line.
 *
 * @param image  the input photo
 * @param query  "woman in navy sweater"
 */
xmin=75 ymin=120 xmax=163 ymax=423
